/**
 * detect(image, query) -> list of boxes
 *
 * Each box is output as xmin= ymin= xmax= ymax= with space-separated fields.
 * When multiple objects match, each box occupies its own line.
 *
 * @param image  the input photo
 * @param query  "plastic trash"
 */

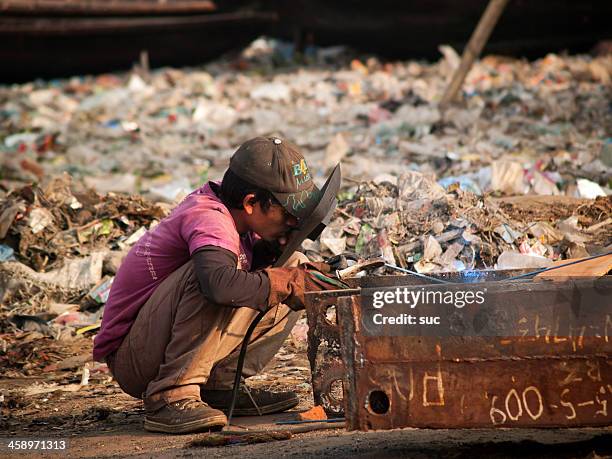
xmin=250 ymin=82 xmax=291 ymax=102
xmin=576 ymin=178 xmax=606 ymax=198
xmin=28 ymin=208 xmax=54 ymax=234
xmin=491 ymin=160 xmax=526 ymax=195
xmin=0 ymin=244 xmax=15 ymax=262
xmin=148 ymin=178 xmax=192 ymax=203
xmin=496 ymin=251 xmax=553 ymax=269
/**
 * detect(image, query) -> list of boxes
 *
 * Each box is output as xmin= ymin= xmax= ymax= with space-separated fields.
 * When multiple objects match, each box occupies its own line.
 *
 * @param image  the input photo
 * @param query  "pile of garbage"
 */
xmin=1 ymin=39 xmax=610 ymax=201
xmin=309 ymin=172 xmax=611 ymax=272
xmin=1 ymin=37 xmax=611 ymax=344
xmin=0 ymin=174 xmax=166 ymax=336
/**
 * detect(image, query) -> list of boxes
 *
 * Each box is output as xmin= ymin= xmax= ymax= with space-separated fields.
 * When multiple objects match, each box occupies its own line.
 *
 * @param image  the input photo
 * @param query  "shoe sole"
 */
xmin=213 ymin=395 xmax=299 ymax=417
xmin=144 ymin=415 xmax=227 ymax=434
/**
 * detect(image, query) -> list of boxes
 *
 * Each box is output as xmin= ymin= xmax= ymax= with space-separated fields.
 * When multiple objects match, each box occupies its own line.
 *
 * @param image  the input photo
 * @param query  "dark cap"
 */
xmin=229 ymin=137 xmax=320 ymax=221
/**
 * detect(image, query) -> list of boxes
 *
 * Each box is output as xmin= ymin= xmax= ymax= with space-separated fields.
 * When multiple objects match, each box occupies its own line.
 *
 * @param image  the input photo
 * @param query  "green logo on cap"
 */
xmin=292 ymin=159 xmax=311 ymax=187
xmin=283 ymin=189 xmax=315 ymax=212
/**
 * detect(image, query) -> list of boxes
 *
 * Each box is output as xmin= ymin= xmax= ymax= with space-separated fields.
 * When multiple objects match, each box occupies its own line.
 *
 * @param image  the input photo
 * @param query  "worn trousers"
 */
xmin=106 ymin=253 xmax=306 ymax=411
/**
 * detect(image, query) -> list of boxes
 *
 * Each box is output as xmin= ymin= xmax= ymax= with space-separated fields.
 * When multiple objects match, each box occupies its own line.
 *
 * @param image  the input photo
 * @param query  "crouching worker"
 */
xmin=93 ymin=137 xmax=338 ymax=433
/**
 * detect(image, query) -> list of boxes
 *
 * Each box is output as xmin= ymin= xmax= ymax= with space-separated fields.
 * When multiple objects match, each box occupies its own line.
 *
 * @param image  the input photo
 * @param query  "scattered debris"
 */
xmin=329 ymin=177 xmax=610 ymax=272
xmin=297 ymin=405 xmax=328 ymax=422
xmin=188 ymin=431 xmax=292 ymax=447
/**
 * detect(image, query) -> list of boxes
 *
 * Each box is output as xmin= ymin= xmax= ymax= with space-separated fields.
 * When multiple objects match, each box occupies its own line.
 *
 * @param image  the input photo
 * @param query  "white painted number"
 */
xmin=522 ymin=386 xmax=544 ymax=420
xmin=489 ymin=395 xmax=507 ymax=425
xmin=505 ymin=389 xmax=523 ymax=421
xmin=490 ymin=386 xmax=544 ymax=425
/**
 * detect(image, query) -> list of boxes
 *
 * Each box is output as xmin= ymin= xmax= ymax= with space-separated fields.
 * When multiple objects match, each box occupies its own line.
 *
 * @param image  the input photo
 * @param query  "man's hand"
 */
xmin=264 ymin=263 xmax=347 ymax=311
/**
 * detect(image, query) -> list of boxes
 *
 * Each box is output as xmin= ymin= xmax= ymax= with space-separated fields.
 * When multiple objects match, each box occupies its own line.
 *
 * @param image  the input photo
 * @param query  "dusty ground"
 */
xmin=1 ymin=329 xmax=610 ymax=458
xmin=1 ymin=417 xmax=610 ymax=458
xmin=1 ymin=390 xmax=610 ymax=459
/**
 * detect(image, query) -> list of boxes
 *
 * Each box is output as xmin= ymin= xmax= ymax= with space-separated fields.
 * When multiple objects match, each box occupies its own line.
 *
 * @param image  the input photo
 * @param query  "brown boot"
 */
xmin=144 ymin=398 xmax=227 ymax=434
xmin=201 ymin=387 xmax=299 ymax=416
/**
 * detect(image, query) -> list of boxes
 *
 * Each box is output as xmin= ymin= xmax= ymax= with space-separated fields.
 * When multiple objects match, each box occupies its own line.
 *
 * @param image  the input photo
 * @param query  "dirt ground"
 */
xmin=1 ymin=412 xmax=610 ymax=458
xmin=1 ymin=388 xmax=610 ymax=459
xmin=1 ymin=330 xmax=610 ymax=458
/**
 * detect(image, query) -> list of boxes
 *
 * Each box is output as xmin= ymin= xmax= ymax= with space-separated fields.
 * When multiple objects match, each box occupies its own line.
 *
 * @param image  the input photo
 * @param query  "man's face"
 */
xmin=247 ymin=200 xmax=299 ymax=246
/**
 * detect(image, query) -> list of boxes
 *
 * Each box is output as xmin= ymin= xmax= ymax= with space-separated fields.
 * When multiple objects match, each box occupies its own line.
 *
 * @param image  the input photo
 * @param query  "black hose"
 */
xmin=227 ymin=309 xmax=265 ymax=425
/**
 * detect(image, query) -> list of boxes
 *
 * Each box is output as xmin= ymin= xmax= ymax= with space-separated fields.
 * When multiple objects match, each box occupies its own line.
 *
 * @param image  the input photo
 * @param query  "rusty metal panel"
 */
xmin=0 ymin=1 xmax=217 ymax=16
xmin=0 ymin=12 xmax=277 ymax=35
xmin=0 ymin=8 xmax=276 ymax=81
xmin=337 ymin=278 xmax=612 ymax=430
xmin=305 ymin=289 xmax=355 ymax=416
xmin=305 ymin=269 xmax=531 ymax=416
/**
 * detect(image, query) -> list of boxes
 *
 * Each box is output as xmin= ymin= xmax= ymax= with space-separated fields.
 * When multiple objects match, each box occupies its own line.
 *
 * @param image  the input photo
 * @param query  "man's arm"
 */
xmin=192 ymin=245 xmax=270 ymax=311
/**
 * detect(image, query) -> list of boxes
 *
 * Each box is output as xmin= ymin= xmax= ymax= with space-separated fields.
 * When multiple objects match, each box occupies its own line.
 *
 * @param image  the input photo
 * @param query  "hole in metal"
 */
xmin=367 ymin=390 xmax=390 ymax=415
